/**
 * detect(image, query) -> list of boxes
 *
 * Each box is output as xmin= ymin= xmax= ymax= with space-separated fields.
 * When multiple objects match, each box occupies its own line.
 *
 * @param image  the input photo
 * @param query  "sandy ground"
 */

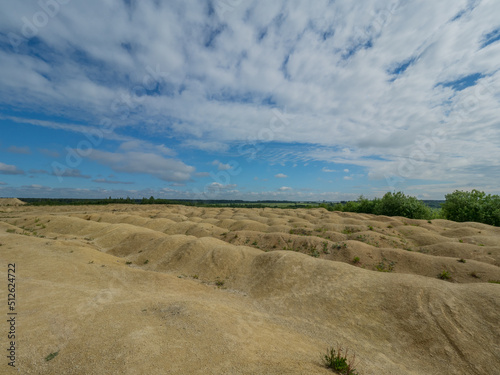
xmin=0 ymin=203 xmax=499 ymax=374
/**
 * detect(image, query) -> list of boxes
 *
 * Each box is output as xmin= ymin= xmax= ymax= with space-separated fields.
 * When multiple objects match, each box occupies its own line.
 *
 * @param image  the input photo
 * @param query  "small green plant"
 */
xmin=252 ymin=241 xmax=258 ymax=246
xmin=427 ymin=220 xmax=432 ymax=224
xmin=470 ymin=271 xmax=480 ymax=279
xmin=438 ymin=270 xmax=451 ymax=280
xmin=311 ymin=249 xmax=320 ymax=258
xmin=352 ymin=256 xmax=360 ymax=264
xmin=126 ymin=261 xmax=132 ymax=265
xmin=192 ymin=274 xmax=199 ymax=279
xmin=457 ymin=258 xmax=466 ymax=263
xmin=322 ymin=241 xmax=330 ymax=254
xmin=488 ymin=280 xmax=500 ymax=284
xmin=368 ymin=225 xmax=373 ymax=231
xmin=458 ymin=239 xmax=463 ymax=243
xmin=342 ymin=227 xmax=358 ymax=235
xmin=387 ymin=225 xmax=393 ymax=228
xmin=215 ymin=280 xmax=225 ymax=287
xmin=45 ymin=351 xmax=59 ymax=362
xmin=144 ymin=260 xmax=149 ymax=264
xmin=6 ymin=229 xmax=16 ymax=233
xmin=322 ymin=345 xmax=358 ymax=375
xmin=376 ymin=259 xmax=395 ymax=272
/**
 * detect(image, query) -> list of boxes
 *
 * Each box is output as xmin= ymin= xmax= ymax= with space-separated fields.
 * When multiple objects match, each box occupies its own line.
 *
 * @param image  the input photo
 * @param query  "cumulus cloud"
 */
xmin=92 ymin=179 xmax=134 ymax=185
xmin=7 ymin=146 xmax=31 ymax=154
xmin=1 ymin=0 xmax=499 ymax=195
xmin=212 ymin=160 xmax=232 ymax=171
xmin=0 ymin=162 xmax=25 ymax=175
xmin=274 ymin=173 xmax=288 ymax=178
xmin=52 ymin=168 xmax=90 ymax=179
xmin=39 ymin=149 xmax=60 ymax=158
xmin=86 ymin=150 xmax=195 ymax=182
xmin=278 ymin=186 xmax=292 ymax=191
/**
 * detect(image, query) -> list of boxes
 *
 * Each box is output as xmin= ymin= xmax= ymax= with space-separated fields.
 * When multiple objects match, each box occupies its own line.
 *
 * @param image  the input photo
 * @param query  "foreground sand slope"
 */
xmin=0 ymin=204 xmax=499 ymax=374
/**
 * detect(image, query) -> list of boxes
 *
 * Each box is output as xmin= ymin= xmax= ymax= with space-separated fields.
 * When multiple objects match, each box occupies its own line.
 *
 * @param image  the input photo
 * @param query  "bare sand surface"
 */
xmin=1 ymin=204 xmax=499 ymax=374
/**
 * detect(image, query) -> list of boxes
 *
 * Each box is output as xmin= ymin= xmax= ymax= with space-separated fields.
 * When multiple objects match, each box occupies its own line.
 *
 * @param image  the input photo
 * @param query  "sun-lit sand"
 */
xmin=1 ymin=202 xmax=499 ymax=374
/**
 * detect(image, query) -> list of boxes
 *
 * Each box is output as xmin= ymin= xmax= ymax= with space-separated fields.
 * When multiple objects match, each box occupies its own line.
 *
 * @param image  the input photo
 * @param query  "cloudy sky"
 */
xmin=1 ymin=0 xmax=499 ymax=201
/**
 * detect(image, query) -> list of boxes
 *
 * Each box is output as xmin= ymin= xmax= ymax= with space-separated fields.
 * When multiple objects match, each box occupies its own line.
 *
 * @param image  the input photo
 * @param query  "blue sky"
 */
xmin=1 ymin=0 xmax=499 ymax=201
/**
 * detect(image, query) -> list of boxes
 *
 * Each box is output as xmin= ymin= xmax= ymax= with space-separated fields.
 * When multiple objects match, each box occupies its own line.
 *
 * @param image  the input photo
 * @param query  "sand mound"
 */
xmin=0 ymin=198 xmax=26 ymax=206
xmin=1 ymin=204 xmax=499 ymax=374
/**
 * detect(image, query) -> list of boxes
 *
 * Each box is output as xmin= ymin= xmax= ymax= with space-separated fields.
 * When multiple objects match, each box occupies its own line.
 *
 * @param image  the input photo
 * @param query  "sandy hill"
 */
xmin=0 ymin=204 xmax=499 ymax=374
xmin=0 ymin=198 xmax=26 ymax=206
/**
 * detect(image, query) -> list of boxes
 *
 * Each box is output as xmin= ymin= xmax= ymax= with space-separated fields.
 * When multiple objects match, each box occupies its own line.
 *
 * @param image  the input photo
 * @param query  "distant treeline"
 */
xmin=22 ymin=190 xmax=500 ymax=226
xmin=23 ymin=197 xmax=311 ymax=208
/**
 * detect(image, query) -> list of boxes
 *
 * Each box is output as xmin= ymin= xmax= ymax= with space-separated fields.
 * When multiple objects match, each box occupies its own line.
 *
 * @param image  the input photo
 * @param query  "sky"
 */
xmin=0 ymin=0 xmax=499 ymax=201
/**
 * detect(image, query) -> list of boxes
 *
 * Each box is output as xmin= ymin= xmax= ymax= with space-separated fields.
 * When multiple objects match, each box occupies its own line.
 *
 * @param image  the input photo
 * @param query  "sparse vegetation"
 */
xmin=488 ymin=280 xmax=500 ymax=284
xmin=376 ymin=259 xmax=395 ymax=272
xmin=458 ymin=258 xmax=466 ymax=263
xmin=322 ymin=345 xmax=359 ymax=375
xmin=352 ymin=256 xmax=360 ymax=264
xmin=438 ymin=270 xmax=451 ymax=280
xmin=144 ymin=260 xmax=149 ymax=264
xmin=45 ymin=351 xmax=59 ymax=362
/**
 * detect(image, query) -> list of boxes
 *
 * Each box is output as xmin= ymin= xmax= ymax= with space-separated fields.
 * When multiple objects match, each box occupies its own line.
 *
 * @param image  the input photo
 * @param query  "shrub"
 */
xmin=322 ymin=345 xmax=358 ymax=374
xmin=352 ymin=256 xmax=360 ymax=264
xmin=442 ymin=190 xmax=500 ymax=226
xmin=438 ymin=270 xmax=451 ymax=280
xmin=375 ymin=192 xmax=431 ymax=219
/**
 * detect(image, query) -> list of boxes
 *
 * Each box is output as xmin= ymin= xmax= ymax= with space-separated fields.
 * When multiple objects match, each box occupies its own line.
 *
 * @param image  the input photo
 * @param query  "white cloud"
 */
xmin=1 ymin=0 xmax=500 ymax=196
xmin=0 ymin=162 xmax=25 ymax=175
xmin=212 ymin=160 xmax=232 ymax=171
xmin=278 ymin=186 xmax=292 ymax=191
xmin=7 ymin=146 xmax=31 ymax=154
xmin=275 ymin=173 xmax=288 ymax=178
xmin=39 ymin=149 xmax=60 ymax=158
xmin=92 ymin=179 xmax=134 ymax=185
xmin=322 ymin=167 xmax=336 ymax=173
xmin=344 ymin=169 xmax=349 ymax=173
xmin=86 ymin=150 xmax=195 ymax=182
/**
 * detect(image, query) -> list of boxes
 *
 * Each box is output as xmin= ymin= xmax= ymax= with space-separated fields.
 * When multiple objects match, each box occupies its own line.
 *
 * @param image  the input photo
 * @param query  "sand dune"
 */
xmin=1 ymin=204 xmax=499 ymax=374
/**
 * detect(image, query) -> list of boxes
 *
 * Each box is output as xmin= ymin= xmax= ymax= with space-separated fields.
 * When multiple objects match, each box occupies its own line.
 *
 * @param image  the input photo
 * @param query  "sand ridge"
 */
xmin=0 ymin=204 xmax=499 ymax=374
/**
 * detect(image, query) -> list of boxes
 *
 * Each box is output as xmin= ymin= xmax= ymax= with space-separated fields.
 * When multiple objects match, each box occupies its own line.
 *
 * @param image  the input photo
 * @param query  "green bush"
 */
xmin=374 ymin=192 xmax=431 ymax=219
xmin=442 ymin=190 xmax=500 ymax=226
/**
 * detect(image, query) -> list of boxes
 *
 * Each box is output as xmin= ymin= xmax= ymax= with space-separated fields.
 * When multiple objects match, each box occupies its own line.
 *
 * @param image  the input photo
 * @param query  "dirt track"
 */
xmin=1 ymin=204 xmax=499 ymax=374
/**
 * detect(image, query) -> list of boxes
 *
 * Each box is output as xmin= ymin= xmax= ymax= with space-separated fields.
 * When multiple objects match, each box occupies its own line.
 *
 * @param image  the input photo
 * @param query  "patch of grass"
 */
xmin=143 ymin=260 xmax=149 ymax=264
xmin=310 ymin=249 xmax=320 ymax=258
xmin=45 ymin=351 xmax=59 ymax=362
xmin=352 ymin=256 xmax=360 ymax=264
xmin=387 ymin=225 xmax=393 ymax=228
xmin=342 ymin=227 xmax=358 ymax=235
xmin=322 ymin=345 xmax=358 ymax=375
xmin=458 ymin=239 xmax=463 ymax=243
xmin=457 ymin=258 xmax=466 ymax=263
xmin=376 ymin=259 xmax=395 ymax=272
xmin=192 ymin=274 xmax=199 ymax=279
xmin=488 ymin=280 xmax=500 ymax=284
xmin=125 ymin=261 xmax=132 ymax=265
xmin=252 ymin=241 xmax=258 ymax=246
xmin=322 ymin=241 xmax=330 ymax=254
xmin=215 ymin=280 xmax=225 ymax=287
xmin=6 ymin=229 xmax=16 ymax=233
xmin=427 ymin=220 xmax=432 ymax=224
xmin=438 ymin=270 xmax=451 ymax=280
xmin=367 ymin=225 xmax=373 ymax=231
xmin=470 ymin=271 xmax=480 ymax=279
